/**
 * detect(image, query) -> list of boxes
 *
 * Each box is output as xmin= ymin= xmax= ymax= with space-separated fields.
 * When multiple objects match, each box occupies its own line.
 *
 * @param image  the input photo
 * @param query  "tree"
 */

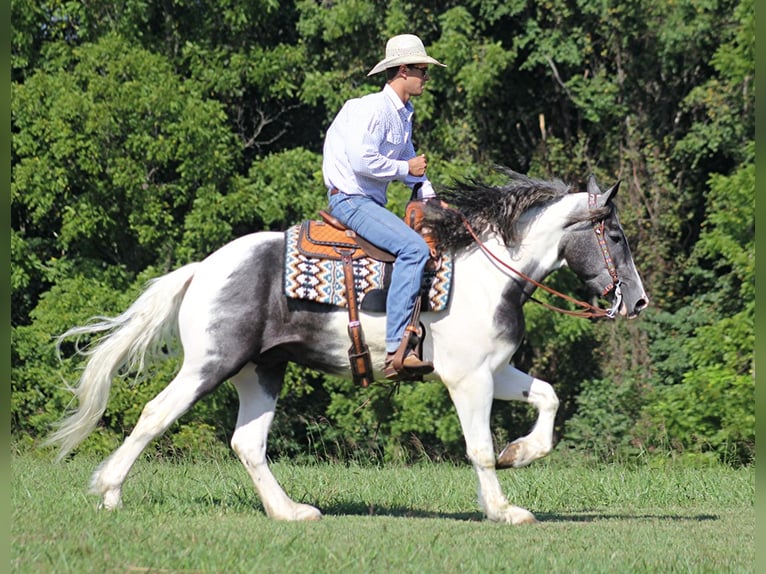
xmin=640 ymin=155 xmax=754 ymax=465
xmin=12 ymin=33 xmax=239 ymax=322
xmin=11 ymin=0 xmax=754 ymax=465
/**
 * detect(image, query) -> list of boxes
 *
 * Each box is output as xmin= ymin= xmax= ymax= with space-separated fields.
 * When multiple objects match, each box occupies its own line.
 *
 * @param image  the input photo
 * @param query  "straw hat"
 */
xmin=367 ymin=34 xmax=446 ymax=76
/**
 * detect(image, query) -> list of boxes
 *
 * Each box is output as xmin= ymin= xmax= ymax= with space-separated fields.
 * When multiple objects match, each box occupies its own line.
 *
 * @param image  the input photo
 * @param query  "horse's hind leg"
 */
xmin=90 ymin=365 xmax=213 ymax=509
xmin=229 ymin=363 xmax=322 ymax=521
xmin=493 ymin=365 xmax=559 ymax=469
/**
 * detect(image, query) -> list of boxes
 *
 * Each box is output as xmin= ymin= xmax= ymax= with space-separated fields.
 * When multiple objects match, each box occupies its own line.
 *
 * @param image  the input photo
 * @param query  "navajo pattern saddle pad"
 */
xmin=283 ymin=223 xmax=453 ymax=312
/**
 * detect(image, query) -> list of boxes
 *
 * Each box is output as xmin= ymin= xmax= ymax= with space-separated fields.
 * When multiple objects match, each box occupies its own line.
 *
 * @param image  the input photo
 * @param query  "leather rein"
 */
xmin=454 ymin=193 xmax=623 ymax=319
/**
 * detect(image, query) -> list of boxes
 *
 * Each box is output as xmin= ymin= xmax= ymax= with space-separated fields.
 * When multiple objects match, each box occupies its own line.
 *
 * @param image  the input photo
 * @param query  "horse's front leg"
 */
xmin=447 ymin=372 xmax=537 ymax=525
xmin=493 ymin=365 xmax=559 ymax=469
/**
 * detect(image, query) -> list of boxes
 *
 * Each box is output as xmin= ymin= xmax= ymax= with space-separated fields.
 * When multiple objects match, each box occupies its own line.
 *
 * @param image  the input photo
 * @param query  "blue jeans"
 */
xmin=328 ymin=192 xmax=431 ymax=354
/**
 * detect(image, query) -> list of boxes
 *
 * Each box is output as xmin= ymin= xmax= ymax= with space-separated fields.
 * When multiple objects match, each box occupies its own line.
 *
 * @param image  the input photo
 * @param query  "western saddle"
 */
xmin=295 ymin=200 xmax=438 ymax=386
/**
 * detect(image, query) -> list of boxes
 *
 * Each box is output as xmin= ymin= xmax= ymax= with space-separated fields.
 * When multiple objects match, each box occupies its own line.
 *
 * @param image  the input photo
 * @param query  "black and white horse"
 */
xmin=47 ymin=169 xmax=648 ymax=524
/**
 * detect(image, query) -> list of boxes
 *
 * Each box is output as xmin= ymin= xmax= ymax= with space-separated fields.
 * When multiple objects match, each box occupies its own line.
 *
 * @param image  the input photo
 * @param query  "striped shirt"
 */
xmin=322 ymin=84 xmax=435 ymax=206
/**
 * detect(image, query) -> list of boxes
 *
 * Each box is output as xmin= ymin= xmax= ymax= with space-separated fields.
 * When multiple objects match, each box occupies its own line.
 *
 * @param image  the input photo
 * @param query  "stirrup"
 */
xmin=384 ymin=290 xmax=431 ymax=381
xmin=383 ymin=350 xmax=433 ymax=381
xmin=384 ymin=324 xmax=433 ymax=381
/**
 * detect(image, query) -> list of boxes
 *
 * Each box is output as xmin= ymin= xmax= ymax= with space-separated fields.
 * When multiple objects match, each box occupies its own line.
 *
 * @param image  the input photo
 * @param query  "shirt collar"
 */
xmin=383 ymin=84 xmax=414 ymax=120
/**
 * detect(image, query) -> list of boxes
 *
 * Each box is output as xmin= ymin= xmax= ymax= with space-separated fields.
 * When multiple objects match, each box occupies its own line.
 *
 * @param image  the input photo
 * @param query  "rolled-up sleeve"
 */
xmin=400 ymin=136 xmax=435 ymax=198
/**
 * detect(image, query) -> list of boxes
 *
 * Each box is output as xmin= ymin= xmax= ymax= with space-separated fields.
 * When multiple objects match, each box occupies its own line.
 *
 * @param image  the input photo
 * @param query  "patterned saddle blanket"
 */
xmin=283 ymin=222 xmax=453 ymax=313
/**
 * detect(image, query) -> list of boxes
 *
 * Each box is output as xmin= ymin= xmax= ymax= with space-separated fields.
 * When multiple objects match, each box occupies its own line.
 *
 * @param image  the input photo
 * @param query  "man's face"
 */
xmin=403 ymin=64 xmax=430 ymax=96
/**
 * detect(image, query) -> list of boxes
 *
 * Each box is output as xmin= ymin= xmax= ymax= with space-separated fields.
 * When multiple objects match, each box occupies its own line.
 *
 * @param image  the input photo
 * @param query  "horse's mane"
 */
xmin=424 ymin=166 xmax=573 ymax=251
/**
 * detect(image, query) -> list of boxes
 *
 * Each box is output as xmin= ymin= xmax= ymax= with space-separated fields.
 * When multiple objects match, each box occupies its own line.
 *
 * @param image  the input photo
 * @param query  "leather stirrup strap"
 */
xmin=339 ymin=250 xmax=374 ymax=387
xmin=391 ymin=296 xmax=423 ymax=372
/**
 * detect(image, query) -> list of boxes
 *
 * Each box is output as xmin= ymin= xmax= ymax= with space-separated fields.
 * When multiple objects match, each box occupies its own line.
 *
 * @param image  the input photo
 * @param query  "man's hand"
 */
xmin=408 ymin=154 xmax=428 ymax=177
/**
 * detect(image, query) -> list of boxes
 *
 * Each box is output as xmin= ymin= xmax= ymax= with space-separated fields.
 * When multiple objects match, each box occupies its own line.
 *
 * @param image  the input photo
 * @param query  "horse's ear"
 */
xmin=588 ymin=176 xmax=621 ymax=207
xmin=603 ymin=180 xmax=621 ymax=205
xmin=586 ymin=174 xmax=600 ymax=195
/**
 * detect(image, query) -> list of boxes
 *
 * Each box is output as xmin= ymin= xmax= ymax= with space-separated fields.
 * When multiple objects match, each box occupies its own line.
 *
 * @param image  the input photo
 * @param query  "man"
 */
xmin=322 ymin=34 xmax=445 ymax=380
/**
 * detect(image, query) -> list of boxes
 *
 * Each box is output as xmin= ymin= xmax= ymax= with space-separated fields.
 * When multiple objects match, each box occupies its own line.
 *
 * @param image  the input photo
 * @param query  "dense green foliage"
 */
xmin=11 ymin=0 xmax=754 ymax=465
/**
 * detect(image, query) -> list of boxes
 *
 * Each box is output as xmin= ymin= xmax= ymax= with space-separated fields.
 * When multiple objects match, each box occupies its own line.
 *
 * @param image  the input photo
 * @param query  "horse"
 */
xmin=46 ymin=168 xmax=649 ymax=525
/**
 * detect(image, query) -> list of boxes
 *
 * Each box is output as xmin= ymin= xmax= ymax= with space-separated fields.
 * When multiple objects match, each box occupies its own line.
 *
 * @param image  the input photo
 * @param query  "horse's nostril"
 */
xmin=635 ymin=297 xmax=649 ymax=312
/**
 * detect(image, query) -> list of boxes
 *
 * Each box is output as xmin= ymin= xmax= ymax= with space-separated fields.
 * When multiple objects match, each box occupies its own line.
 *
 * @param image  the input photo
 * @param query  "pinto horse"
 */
xmin=47 ymin=168 xmax=648 ymax=525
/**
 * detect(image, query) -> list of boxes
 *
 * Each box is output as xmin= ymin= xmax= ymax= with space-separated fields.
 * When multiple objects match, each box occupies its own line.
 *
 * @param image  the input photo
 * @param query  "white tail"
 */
xmin=45 ymin=263 xmax=199 ymax=460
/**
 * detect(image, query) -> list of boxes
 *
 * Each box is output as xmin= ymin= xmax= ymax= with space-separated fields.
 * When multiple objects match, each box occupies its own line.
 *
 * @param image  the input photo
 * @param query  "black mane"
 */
xmin=424 ymin=167 xmax=572 ymax=251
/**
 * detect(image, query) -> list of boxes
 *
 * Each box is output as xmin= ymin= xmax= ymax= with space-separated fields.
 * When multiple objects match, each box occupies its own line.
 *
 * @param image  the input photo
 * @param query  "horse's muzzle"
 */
xmin=624 ymin=293 xmax=649 ymax=318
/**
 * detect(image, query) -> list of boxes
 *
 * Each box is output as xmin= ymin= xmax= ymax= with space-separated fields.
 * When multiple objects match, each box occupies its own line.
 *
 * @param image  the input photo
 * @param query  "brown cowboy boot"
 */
xmin=383 ymin=325 xmax=433 ymax=380
xmin=383 ymin=349 xmax=433 ymax=380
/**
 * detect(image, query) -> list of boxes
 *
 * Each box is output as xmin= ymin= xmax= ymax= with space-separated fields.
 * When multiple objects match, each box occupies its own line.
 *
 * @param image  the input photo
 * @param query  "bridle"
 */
xmin=588 ymin=192 xmax=622 ymax=300
xmin=455 ymin=193 xmax=623 ymax=319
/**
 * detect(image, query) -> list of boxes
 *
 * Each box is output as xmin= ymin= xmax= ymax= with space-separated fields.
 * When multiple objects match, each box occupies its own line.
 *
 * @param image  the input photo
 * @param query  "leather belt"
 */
xmin=330 ymin=187 xmax=341 ymax=196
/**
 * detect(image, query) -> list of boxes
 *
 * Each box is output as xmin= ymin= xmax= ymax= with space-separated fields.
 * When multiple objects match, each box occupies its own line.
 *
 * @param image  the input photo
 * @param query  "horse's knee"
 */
xmin=530 ymin=379 xmax=559 ymax=411
xmin=467 ymin=445 xmax=497 ymax=469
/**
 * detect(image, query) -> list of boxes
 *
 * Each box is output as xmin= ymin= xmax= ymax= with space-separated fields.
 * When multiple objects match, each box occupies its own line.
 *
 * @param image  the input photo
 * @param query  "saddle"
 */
xmin=297 ymin=213 xmax=396 ymax=263
xmin=294 ymin=201 xmax=439 ymax=387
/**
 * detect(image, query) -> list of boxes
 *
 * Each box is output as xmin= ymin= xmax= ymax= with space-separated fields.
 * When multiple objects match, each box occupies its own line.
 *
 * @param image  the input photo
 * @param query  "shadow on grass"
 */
xmin=321 ymin=502 xmax=483 ymax=521
xmin=535 ymin=512 xmax=719 ymax=523
xmin=320 ymin=502 xmax=719 ymax=524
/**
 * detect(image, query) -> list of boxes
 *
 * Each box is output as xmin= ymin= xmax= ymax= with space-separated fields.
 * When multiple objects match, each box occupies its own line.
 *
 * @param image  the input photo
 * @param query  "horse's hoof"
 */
xmin=496 ymin=442 xmax=521 ymax=469
xmin=497 ymin=439 xmax=549 ymax=468
xmin=98 ymin=496 xmax=122 ymax=510
xmin=270 ymin=503 xmax=322 ymax=522
xmin=295 ymin=505 xmax=323 ymax=521
xmin=512 ymin=508 xmax=538 ymax=525
xmin=98 ymin=492 xmax=123 ymax=511
xmin=488 ymin=505 xmax=537 ymax=525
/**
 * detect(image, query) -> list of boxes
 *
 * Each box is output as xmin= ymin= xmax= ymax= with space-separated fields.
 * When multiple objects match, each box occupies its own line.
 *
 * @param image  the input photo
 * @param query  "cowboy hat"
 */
xmin=367 ymin=34 xmax=446 ymax=76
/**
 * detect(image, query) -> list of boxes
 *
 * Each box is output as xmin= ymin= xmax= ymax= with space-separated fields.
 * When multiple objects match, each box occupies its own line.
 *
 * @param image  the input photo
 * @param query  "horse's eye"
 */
xmin=609 ymin=233 xmax=623 ymax=244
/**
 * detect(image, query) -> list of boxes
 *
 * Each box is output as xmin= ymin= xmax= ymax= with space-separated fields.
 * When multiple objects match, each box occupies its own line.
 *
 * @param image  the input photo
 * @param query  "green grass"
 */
xmin=12 ymin=452 xmax=754 ymax=573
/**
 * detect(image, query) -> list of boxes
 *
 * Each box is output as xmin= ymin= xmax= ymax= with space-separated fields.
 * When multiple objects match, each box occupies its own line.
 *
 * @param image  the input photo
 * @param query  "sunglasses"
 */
xmin=406 ymin=65 xmax=430 ymax=78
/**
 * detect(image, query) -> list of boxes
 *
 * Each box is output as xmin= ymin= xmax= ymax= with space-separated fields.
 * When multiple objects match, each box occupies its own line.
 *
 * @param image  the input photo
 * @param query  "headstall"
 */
xmin=456 ymin=194 xmax=623 ymax=319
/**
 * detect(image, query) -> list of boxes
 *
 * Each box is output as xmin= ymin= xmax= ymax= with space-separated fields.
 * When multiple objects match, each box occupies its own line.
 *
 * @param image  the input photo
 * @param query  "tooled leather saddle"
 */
xmin=296 ymin=211 xmax=396 ymax=263
xmin=293 ymin=201 xmax=440 ymax=387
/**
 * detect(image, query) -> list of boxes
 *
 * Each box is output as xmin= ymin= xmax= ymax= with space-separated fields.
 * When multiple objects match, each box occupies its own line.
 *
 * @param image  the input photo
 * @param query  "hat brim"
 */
xmin=367 ymin=55 xmax=446 ymax=76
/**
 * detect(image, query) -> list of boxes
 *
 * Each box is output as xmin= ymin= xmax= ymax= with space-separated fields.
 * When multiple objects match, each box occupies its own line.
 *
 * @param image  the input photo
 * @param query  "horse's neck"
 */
xmin=497 ymin=193 xmax=581 ymax=280
xmin=451 ymin=193 xmax=583 ymax=305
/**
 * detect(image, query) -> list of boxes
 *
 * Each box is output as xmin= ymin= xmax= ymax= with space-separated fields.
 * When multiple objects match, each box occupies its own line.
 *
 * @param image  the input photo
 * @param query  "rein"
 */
xmin=451 ymin=195 xmax=622 ymax=319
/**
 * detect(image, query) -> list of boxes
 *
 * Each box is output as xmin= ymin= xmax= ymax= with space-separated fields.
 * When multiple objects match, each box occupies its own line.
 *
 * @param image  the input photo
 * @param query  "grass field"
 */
xmin=11 ymin=452 xmax=754 ymax=573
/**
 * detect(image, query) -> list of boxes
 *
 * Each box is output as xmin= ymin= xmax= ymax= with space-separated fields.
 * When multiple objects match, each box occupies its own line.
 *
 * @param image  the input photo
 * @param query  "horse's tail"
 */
xmin=44 ymin=263 xmax=200 ymax=461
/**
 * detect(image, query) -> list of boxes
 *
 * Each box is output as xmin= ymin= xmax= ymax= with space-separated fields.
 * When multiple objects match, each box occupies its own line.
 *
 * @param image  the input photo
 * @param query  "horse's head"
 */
xmin=427 ymin=167 xmax=649 ymax=318
xmin=561 ymin=176 xmax=649 ymax=318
